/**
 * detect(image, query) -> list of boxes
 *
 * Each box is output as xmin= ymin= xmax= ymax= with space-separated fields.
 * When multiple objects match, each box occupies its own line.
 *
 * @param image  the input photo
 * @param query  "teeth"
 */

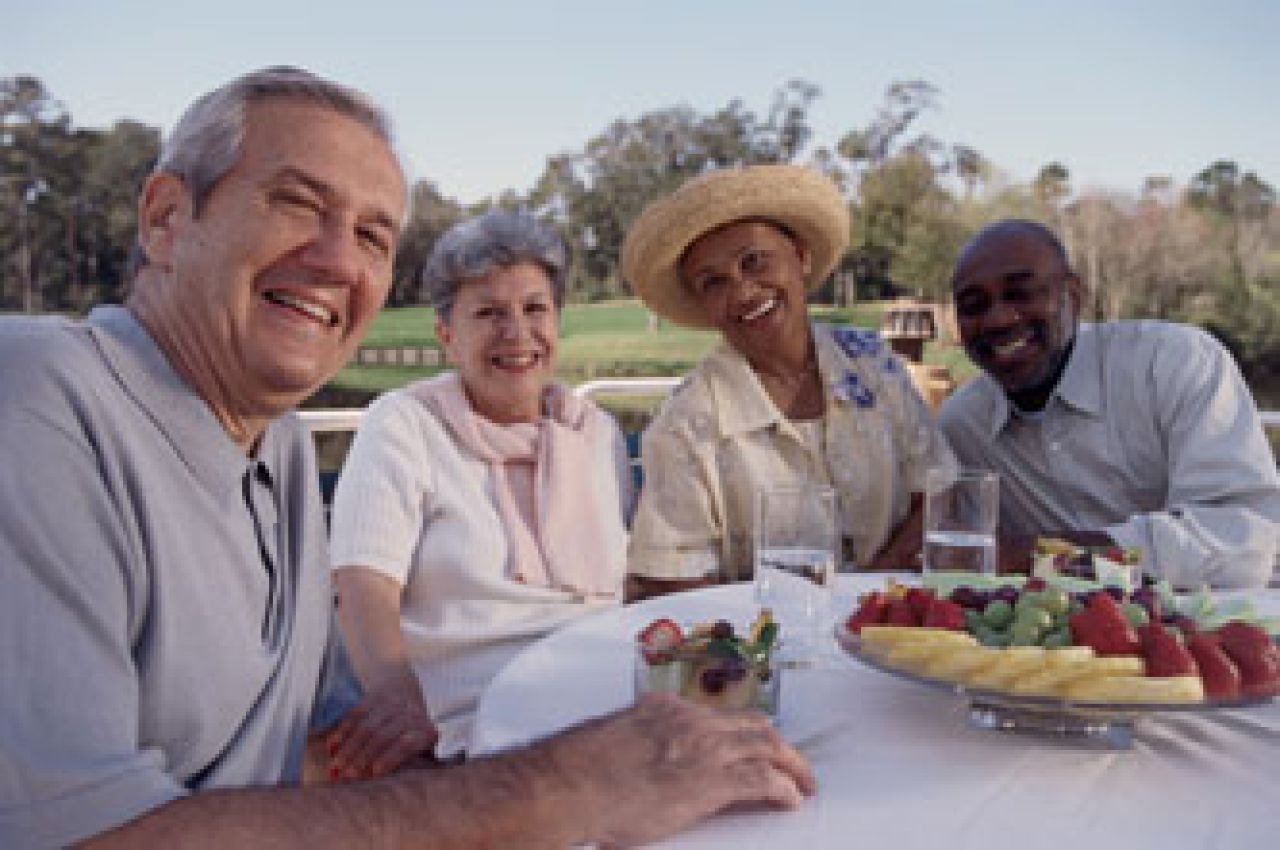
xmin=264 ymin=291 xmax=334 ymax=325
xmin=990 ymin=331 xmax=1033 ymax=358
xmin=494 ymin=354 xmax=537 ymax=368
xmin=992 ymin=337 xmax=1028 ymax=357
xmin=741 ymin=298 xmax=777 ymax=322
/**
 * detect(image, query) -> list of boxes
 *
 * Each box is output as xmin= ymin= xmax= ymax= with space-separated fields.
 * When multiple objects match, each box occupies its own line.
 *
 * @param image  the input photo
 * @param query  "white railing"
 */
xmin=300 ymin=378 xmax=683 ymax=435
xmin=573 ymin=377 xmax=681 ymax=399
xmin=302 ymin=381 xmax=1278 ymax=438
xmin=297 ymin=408 xmax=367 ymax=434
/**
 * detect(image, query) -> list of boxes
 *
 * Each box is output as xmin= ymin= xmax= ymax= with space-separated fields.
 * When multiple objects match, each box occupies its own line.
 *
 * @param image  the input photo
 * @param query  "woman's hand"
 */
xmin=330 ymin=566 xmax=438 ymax=779
xmin=866 ymin=494 xmax=925 ymax=571
xmin=324 ymin=668 xmax=438 ymax=780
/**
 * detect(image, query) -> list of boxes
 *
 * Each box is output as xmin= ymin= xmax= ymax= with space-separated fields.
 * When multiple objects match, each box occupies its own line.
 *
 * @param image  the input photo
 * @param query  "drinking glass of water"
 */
xmin=754 ymin=486 xmax=838 ymax=663
xmin=923 ymin=468 xmax=999 ymax=575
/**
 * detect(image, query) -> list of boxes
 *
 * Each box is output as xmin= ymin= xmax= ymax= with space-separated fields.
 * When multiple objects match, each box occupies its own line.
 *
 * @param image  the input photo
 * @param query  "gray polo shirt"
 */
xmin=0 ymin=307 xmax=344 ymax=847
xmin=939 ymin=321 xmax=1280 ymax=588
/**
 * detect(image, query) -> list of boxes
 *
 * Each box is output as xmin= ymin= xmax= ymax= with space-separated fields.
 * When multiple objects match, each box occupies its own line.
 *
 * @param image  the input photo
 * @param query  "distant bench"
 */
xmin=353 ymin=346 xmax=441 ymax=367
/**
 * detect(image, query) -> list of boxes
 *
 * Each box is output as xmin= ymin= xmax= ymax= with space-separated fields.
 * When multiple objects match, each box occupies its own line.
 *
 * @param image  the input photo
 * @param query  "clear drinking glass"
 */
xmin=753 ymin=485 xmax=838 ymax=663
xmin=922 ymin=468 xmax=999 ymax=575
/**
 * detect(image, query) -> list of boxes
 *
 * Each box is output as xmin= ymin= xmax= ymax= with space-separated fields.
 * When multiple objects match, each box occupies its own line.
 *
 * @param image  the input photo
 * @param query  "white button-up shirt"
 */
xmin=940 ymin=321 xmax=1280 ymax=588
xmin=628 ymin=323 xmax=956 ymax=580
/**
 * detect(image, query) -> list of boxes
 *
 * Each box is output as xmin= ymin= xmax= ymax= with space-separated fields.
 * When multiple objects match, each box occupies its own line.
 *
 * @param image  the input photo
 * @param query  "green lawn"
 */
xmin=329 ymin=299 xmax=912 ymax=393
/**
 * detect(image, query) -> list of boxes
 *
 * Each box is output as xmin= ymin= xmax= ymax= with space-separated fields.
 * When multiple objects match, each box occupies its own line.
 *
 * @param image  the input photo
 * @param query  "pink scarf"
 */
xmin=413 ymin=373 xmax=619 ymax=597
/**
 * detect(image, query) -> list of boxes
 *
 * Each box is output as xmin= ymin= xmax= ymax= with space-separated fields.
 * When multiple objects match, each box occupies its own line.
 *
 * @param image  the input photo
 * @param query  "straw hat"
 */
xmin=621 ymin=164 xmax=850 ymax=328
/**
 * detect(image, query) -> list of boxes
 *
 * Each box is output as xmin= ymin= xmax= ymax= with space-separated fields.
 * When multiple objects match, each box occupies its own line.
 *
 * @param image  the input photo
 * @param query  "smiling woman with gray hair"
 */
xmin=325 ymin=209 xmax=634 ymax=777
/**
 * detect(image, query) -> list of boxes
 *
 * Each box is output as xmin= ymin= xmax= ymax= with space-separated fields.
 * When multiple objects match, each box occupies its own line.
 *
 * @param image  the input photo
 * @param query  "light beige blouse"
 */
xmin=628 ymin=323 xmax=957 ymax=580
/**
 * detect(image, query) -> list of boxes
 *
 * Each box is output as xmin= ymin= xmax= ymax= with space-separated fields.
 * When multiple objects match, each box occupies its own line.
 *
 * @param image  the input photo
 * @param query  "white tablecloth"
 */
xmin=471 ymin=577 xmax=1280 ymax=850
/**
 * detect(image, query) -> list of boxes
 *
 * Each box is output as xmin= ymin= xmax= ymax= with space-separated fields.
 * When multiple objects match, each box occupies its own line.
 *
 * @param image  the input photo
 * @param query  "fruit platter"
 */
xmin=837 ymin=565 xmax=1280 ymax=748
xmin=635 ymin=611 xmax=781 ymax=718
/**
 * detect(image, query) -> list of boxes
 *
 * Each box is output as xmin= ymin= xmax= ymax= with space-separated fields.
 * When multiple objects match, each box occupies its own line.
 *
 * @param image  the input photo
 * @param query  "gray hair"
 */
xmin=129 ymin=66 xmax=400 ymax=276
xmin=423 ymin=209 xmax=569 ymax=319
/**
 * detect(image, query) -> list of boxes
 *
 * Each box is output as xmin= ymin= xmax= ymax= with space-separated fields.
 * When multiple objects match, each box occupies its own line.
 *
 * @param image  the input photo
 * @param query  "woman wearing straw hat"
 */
xmin=622 ymin=164 xmax=956 ymax=596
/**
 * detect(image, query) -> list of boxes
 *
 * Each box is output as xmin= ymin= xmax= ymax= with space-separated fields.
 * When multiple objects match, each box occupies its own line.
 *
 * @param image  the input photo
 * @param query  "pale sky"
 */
xmin=7 ymin=0 xmax=1278 ymax=204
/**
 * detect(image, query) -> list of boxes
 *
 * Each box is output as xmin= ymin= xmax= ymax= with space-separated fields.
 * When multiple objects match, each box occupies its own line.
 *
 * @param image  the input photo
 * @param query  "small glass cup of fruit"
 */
xmin=635 ymin=611 xmax=781 ymax=719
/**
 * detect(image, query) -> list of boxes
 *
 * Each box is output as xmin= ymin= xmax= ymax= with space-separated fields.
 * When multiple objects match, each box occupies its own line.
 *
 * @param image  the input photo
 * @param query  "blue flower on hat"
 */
xmin=834 ymin=371 xmax=876 ymax=408
xmin=833 ymin=327 xmax=883 ymax=359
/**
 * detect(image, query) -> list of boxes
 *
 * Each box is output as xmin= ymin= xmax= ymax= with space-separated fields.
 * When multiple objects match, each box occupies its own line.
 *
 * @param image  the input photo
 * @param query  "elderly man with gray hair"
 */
xmin=0 ymin=67 xmax=813 ymax=849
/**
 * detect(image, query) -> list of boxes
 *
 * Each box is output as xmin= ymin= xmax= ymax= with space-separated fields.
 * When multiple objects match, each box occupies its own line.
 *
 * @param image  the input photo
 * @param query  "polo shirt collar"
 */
xmin=87 ymin=306 xmax=270 ymax=496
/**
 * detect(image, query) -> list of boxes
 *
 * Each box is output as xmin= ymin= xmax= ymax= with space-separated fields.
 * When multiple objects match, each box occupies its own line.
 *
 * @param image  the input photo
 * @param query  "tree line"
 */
xmin=3 ymin=75 xmax=1277 ymax=378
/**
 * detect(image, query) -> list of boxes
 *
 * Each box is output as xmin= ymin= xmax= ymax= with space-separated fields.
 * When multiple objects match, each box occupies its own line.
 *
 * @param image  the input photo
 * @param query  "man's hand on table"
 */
xmin=552 ymin=693 xmax=815 ymax=847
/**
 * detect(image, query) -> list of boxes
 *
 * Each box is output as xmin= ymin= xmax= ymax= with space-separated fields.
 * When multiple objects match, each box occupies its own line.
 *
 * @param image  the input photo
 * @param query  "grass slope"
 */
xmin=328 ymin=299 xmax=972 ymax=394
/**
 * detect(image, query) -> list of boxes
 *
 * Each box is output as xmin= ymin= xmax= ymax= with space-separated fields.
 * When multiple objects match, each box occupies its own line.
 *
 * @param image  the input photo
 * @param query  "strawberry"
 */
xmin=1214 ymin=624 xmax=1280 ymax=698
xmin=1023 ymin=576 xmax=1047 ymax=592
xmin=1185 ymin=633 xmax=1242 ymax=701
xmin=846 ymin=591 xmax=890 ymax=634
xmin=1138 ymin=623 xmax=1198 ymax=678
xmin=922 ymin=598 xmax=967 ymax=631
xmin=1069 ymin=597 xmax=1141 ymax=657
xmin=1215 ymin=621 xmax=1273 ymax=654
xmin=904 ymin=587 xmax=935 ymax=621
xmin=638 ymin=618 xmax=684 ymax=664
xmin=885 ymin=599 xmax=919 ymax=627
xmin=1087 ymin=590 xmax=1125 ymax=618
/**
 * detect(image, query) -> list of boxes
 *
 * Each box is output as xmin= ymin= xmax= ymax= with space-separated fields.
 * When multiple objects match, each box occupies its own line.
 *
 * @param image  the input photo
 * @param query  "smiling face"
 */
xmin=678 ymin=220 xmax=812 ymax=367
xmin=131 ymin=99 xmax=406 ymax=438
xmin=951 ymin=227 xmax=1082 ymax=395
xmin=436 ymin=261 xmax=560 ymax=424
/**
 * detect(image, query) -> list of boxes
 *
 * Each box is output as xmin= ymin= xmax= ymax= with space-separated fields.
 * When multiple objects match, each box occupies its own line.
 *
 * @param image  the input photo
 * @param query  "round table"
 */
xmin=471 ymin=576 xmax=1280 ymax=849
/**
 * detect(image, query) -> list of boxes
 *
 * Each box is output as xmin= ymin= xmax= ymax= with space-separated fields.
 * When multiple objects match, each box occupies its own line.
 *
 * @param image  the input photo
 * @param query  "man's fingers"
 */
xmin=768 ymin=741 xmax=816 ymax=797
xmin=721 ymin=758 xmax=808 ymax=811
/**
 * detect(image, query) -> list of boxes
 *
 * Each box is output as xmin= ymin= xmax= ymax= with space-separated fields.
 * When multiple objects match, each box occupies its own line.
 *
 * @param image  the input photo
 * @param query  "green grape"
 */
xmin=1042 ymin=628 xmax=1073 ymax=648
xmin=1015 ymin=607 xmax=1053 ymax=634
xmin=1014 ymin=592 xmax=1043 ymax=614
xmin=983 ymin=599 xmax=1014 ymax=629
xmin=1040 ymin=589 xmax=1070 ymax=617
xmin=1008 ymin=622 xmax=1041 ymax=646
xmin=976 ymin=627 xmax=1010 ymax=648
xmin=1122 ymin=602 xmax=1150 ymax=628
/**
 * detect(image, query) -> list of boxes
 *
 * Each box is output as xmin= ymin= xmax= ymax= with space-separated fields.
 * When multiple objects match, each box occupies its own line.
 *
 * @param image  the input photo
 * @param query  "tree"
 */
xmin=530 ymin=81 xmax=824 ymax=301
xmin=1185 ymin=161 xmax=1280 ymax=377
xmin=1186 ymin=160 xmax=1275 ymax=285
xmin=389 ymin=181 xmax=467 ymax=307
xmin=1 ymin=75 xmax=69 ymax=311
xmin=1 ymin=77 xmax=157 ymax=312
xmin=1032 ymin=162 xmax=1071 ymax=207
xmin=837 ymin=81 xmax=974 ymax=298
xmin=951 ymin=144 xmax=989 ymax=201
xmin=837 ymin=80 xmax=939 ymax=169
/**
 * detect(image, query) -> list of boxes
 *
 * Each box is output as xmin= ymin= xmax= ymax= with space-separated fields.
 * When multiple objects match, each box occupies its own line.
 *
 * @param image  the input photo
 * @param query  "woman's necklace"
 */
xmin=760 ymin=360 xmax=824 ymax=421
